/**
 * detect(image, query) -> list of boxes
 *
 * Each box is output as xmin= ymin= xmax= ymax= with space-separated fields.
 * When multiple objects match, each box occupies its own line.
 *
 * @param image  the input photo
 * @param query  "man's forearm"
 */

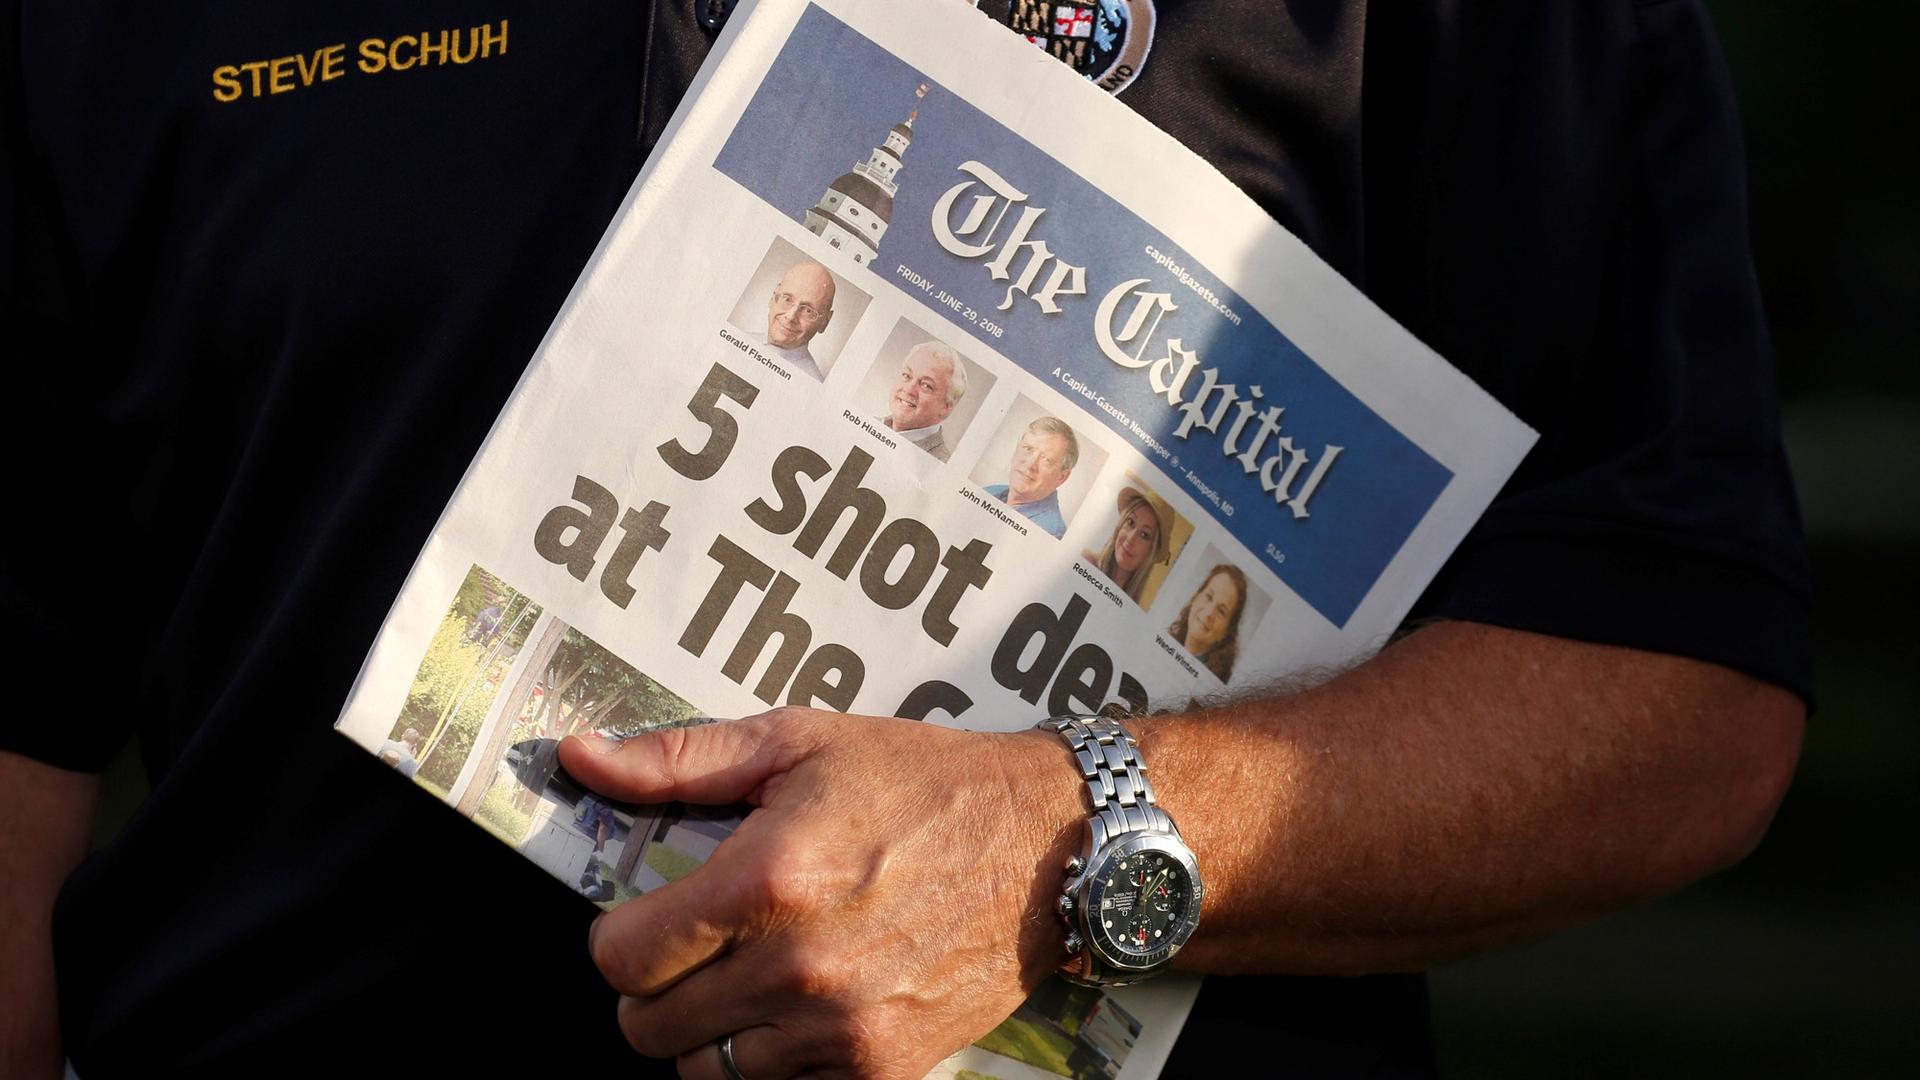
xmin=566 ymin=620 xmax=1805 ymax=1074
xmin=1 ymin=751 xmax=101 ymax=1080
xmin=1106 ymin=621 xmax=1804 ymax=975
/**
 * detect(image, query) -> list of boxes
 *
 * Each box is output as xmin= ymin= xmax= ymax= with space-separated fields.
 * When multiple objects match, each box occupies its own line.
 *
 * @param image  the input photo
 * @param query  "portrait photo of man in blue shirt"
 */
xmin=984 ymin=415 xmax=1080 ymax=538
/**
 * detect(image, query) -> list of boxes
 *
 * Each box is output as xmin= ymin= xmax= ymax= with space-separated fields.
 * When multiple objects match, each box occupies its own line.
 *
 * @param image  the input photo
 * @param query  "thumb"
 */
xmin=558 ymin=714 xmax=806 ymax=807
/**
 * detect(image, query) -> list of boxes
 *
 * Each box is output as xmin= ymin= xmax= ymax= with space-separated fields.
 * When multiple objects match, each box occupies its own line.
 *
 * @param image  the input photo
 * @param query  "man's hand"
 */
xmin=557 ymin=710 xmax=1083 ymax=1080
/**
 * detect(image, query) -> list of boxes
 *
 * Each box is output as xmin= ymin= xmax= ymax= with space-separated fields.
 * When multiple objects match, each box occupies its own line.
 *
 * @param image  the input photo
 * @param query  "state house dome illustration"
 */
xmin=804 ymin=83 xmax=928 ymax=266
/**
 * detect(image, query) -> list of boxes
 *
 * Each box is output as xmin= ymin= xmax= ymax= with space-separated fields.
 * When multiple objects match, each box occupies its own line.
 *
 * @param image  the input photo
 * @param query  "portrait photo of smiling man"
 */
xmin=725 ymin=237 xmax=869 ymax=382
xmin=970 ymin=395 xmax=1110 ymax=540
xmin=856 ymin=319 xmax=996 ymax=464
xmin=883 ymin=340 xmax=962 ymax=459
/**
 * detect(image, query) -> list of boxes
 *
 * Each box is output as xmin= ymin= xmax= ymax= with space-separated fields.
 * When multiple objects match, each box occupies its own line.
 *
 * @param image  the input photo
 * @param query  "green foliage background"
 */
xmin=401 ymin=569 xmax=541 ymax=790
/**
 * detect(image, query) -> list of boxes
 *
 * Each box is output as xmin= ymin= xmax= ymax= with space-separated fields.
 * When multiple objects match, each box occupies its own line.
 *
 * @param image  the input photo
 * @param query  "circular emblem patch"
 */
xmin=976 ymin=0 xmax=1157 ymax=96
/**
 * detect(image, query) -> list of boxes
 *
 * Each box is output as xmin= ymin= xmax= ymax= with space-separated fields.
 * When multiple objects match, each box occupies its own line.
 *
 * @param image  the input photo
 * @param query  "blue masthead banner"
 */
xmin=714 ymin=5 xmax=1452 ymax=628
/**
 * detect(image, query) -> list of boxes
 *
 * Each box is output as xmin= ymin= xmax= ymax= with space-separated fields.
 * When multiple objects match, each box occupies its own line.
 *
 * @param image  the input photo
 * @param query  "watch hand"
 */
xmin=1143 ymin=869 xmax=1169 ymax=901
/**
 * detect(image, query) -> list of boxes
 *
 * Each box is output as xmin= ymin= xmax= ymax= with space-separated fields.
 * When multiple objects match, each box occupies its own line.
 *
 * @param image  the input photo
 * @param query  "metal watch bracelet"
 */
xmin=1044 ymin=714 xmax=1174 ymax=853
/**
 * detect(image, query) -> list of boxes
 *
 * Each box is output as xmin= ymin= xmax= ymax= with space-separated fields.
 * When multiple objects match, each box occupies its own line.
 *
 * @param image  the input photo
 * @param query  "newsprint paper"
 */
xmin=334 ymin=1 xmax=1535 ymax=1076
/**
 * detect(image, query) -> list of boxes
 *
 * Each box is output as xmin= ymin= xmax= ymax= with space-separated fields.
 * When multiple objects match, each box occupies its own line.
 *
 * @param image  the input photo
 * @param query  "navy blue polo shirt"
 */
xmin=3 ymin=2 xmax=1807 ymax=1075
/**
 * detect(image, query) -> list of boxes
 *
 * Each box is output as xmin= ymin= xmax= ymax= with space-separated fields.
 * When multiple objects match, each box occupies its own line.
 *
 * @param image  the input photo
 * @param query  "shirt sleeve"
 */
xmin=1387 ymin=1 xmax=1813 ymax=701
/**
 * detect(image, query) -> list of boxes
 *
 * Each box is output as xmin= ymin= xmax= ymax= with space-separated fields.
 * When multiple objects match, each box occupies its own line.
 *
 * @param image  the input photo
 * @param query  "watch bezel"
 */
xmin=1074 ymin=831 xmax=1203 ymax=973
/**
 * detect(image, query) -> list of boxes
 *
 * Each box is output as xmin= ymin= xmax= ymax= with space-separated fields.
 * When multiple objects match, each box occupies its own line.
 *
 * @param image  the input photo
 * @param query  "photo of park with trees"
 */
xmin=381 ymin=565 xmax=733 ymax=908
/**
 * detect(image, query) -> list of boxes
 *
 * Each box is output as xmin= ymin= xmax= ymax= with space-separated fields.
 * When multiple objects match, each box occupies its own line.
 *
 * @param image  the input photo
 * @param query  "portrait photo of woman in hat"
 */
xmin=1080 ymin=477 xmax=1189 ymax=608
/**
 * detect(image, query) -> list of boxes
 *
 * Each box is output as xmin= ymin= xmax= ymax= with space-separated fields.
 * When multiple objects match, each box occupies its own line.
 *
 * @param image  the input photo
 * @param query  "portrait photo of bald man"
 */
xmin=855 ymin=319 xmax=996 ymax=464
xmin=725 ymin=236 xmax=870 ymax=382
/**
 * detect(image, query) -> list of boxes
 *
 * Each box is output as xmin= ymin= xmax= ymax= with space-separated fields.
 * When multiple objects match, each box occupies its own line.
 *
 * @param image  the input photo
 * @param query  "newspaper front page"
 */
xmin=334 ymin=1 xmax=1536 ymax=1075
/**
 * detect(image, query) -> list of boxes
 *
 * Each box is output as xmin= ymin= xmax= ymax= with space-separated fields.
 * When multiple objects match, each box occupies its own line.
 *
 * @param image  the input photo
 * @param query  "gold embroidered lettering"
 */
xmin=213 ymin=43 xmax=347 ymax=100
xmin=449 ymin=27 xmax=479 ymax=64
xmin=211 ymin=64 xmax=242 ymax=103
xmin=419 ymin=29 xmax=451 ymax=66
xmin=267 ymin=56 xmax=297 ymax=95
xmin=238 ymin=60 xmax=269 ymax=97
xmin=215 ymin=21 xmax=508 ymax=102
xmin=478 ymin=19 xmax=508 ymax=59
xmin=389 ymin=34 xmax=419 ymax=70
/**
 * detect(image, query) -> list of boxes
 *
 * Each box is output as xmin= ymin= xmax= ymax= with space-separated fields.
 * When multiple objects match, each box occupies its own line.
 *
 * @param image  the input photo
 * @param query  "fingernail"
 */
xmin=576 ymin=733 xmax=624 ymax=756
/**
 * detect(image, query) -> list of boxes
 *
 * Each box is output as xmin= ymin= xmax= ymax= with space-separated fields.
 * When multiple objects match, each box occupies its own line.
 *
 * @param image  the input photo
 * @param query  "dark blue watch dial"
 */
xmin=1090 ymin=850 xmax=1192 ymax=957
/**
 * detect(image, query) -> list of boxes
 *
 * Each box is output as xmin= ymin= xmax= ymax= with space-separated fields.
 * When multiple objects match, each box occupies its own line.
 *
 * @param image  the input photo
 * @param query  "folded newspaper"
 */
xmin=334 ymin=1 xmax=1535 ymax=1075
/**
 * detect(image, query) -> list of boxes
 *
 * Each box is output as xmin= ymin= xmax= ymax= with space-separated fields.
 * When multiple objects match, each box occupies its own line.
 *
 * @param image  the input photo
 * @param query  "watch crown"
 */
xmin=1065 ymin=856 xmax=1086 ymax=876
xmin=1056 ymin=894 xmax=1075 ymax=916
xmin=1063 ymin=932 xmax=1085 ymax=955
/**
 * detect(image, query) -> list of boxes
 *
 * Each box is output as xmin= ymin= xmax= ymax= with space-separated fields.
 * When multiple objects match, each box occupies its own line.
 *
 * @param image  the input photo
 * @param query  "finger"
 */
xmin=672 ymin=1024 xmax=806 ymax=1080
xmin=589 ymin=810 xmax=803 ymax=997
xmin=612 ymin=935 xmax=819 ymax=1059
xmin=589 ymin=855 xmax=743 ymax=997
xmin=611 ymin=960 xmax=758 ymax=1058
xmin=560 ymin=712 xmax=816 ymax=807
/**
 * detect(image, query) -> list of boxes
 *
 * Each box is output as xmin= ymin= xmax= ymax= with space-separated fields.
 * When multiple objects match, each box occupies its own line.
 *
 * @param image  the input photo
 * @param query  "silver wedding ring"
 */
xmin=718 ymin=1033 xmax=748 ymax=1080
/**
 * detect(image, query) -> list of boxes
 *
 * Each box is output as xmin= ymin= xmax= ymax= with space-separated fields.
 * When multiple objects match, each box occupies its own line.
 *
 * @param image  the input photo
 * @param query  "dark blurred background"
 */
xmin=83 ymin=3 xmax=1917 ymax=1075
xmin=1429 ymin=4 xmax=1920 ymax=1075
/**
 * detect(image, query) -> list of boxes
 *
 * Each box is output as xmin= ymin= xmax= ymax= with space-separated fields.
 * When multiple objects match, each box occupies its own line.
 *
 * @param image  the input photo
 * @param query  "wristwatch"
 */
xmin=1042 ymin=714 xmax=1202 ymax=986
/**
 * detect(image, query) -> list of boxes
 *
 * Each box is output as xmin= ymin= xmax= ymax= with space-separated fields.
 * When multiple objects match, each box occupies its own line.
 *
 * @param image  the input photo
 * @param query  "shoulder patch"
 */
xmin=976 ymin=0 xmax=1156 ymax=96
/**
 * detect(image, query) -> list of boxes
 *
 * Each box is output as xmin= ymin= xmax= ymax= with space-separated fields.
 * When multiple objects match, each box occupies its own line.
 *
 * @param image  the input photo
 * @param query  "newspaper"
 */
xmin=333 ymin=1 xmax=1535 ymax=1075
